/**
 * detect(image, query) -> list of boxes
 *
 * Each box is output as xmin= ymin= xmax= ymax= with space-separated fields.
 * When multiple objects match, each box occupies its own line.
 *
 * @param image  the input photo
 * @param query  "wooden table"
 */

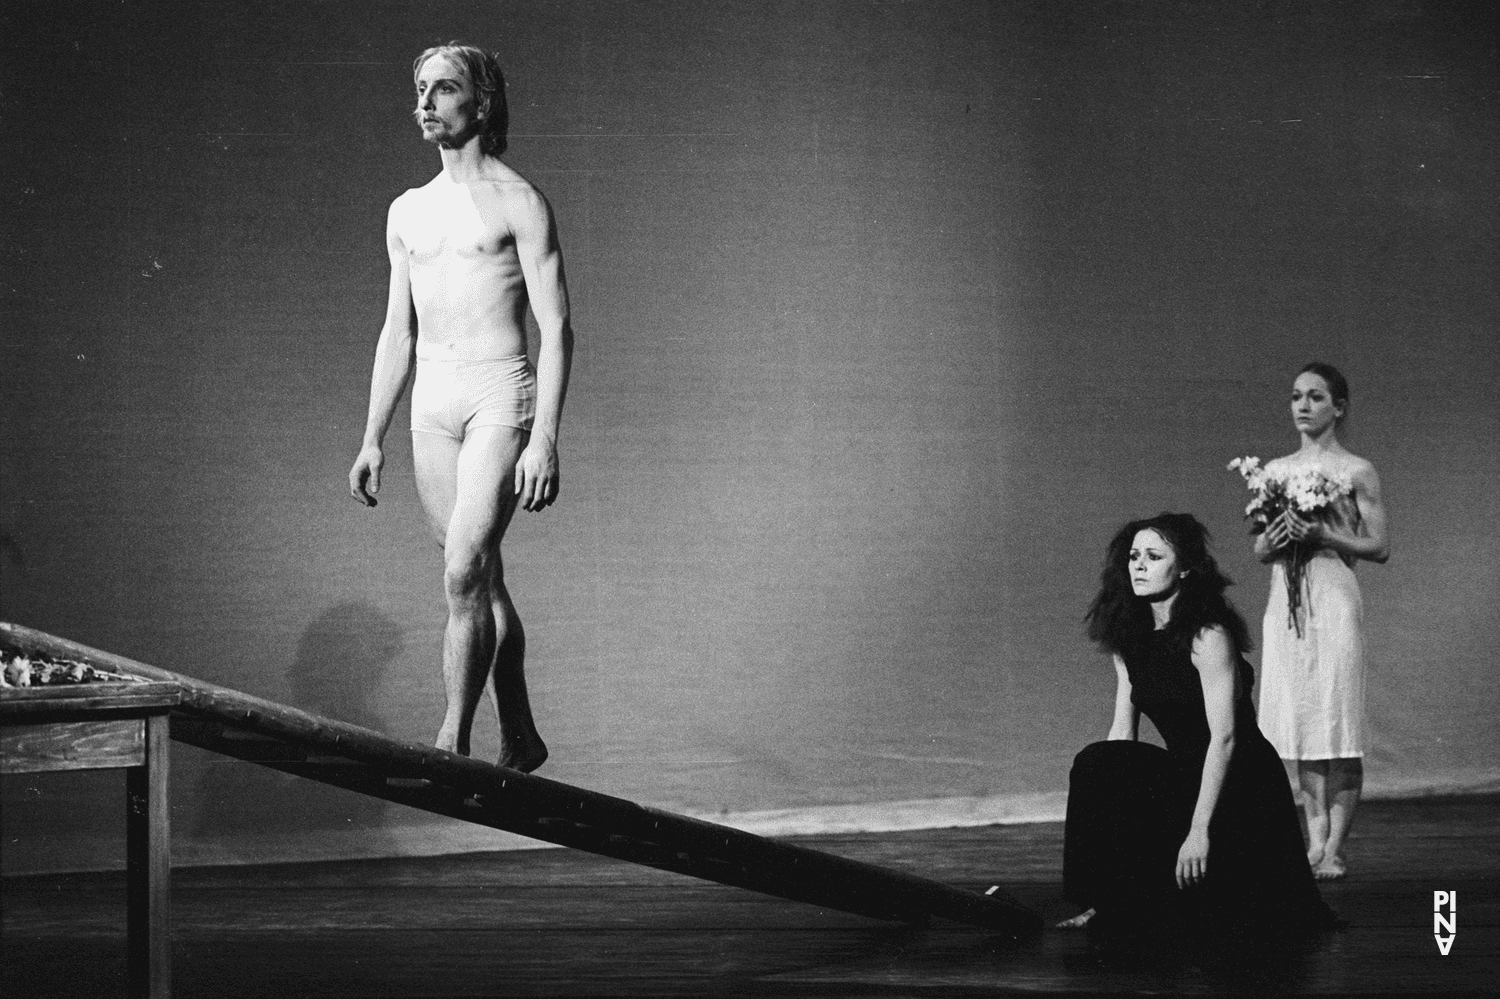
xmin=2 ymin=681 xmax=181 ymax=999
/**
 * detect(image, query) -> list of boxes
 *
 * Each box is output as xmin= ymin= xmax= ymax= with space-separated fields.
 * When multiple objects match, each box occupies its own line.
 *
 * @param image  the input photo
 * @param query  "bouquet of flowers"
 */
xmin=1227 ymin=456 xmax=1353 ymax=637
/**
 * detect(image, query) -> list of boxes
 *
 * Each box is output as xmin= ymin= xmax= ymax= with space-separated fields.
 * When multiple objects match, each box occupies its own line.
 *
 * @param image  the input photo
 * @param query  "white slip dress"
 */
xmin=1257 ymin=497 xmax=1366 ymax=760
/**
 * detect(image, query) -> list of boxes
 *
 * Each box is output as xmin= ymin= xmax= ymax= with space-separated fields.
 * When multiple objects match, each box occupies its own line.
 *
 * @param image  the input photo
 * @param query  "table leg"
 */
xmin=126 ymin=714 xmax=171 ymax=999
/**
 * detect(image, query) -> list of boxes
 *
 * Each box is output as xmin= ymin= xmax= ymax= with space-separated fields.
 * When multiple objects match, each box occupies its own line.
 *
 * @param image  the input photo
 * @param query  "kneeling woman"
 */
xmin=1061 ymin=513 xmax=1331 ymax=949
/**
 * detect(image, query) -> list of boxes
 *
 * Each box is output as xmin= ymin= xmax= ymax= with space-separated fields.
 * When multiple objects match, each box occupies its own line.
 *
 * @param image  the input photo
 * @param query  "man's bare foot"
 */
xmin=499 ymin=734 xmax=548 ymax=773
xmin=1055 ymin=907 xmax=1096 ymax=929
xmin=434 ymin=726 xmax=471 ymax=757
xmin=1307 ymin=844 xmax=1325 ymax=868
xmin=1314 ymin=855 xmax=1347 ymax=881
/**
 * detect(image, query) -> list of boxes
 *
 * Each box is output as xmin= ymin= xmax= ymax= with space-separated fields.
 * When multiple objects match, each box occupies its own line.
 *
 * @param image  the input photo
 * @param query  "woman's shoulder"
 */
xmin=1189 ymin=622 xmax=1233 ymax=649
xmin=1319 ymin=451 xmax=1379 ymax=493
xmin=1339 ymin=451 xmax=1379 ymax=479
xmin=1275 ymin=449 xmax=1375 ymax=479
xmin=1181 ymin=601 xmax=1251 ymax=656
xmin=1187 ymin=624 xmax=1243 ymax=673
xmin=1264 ymin=454 xmax=1305 ymax=477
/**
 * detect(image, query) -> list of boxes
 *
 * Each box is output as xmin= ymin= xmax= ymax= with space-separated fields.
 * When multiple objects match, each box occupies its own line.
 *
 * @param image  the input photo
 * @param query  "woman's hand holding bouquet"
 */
xmin=1228 ymin=456 xmax=1352 ymax=636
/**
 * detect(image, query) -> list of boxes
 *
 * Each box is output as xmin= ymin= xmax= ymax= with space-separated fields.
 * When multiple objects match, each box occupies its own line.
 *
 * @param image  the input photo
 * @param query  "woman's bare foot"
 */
xmin=1314 ymin=855 xmax=1347 ymax=881
xmin=1055 ymin=907 xmax=1096 ymax=929
xmin=1306 ymin=844 xmax=1325 ymax=868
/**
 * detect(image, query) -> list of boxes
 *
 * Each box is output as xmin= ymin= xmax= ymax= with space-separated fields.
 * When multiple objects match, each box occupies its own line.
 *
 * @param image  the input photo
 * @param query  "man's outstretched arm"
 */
xmin=349 ymin=203 xmax=418 ymax=507
xmin=512 ymin=188 xmax=574 ymax=512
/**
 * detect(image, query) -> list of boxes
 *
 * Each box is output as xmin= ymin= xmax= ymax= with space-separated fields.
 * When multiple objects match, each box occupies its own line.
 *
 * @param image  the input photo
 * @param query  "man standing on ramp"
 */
xmin=349 ymin=43 xmax=573 ymax=773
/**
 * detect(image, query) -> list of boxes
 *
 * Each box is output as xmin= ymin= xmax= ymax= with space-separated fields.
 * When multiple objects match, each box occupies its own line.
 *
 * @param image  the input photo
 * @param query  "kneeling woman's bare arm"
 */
xmin=1179 ymin=626 xmax=1239 ymax=889
xmin=1106 ymin=654 xmax=1139 ymax=741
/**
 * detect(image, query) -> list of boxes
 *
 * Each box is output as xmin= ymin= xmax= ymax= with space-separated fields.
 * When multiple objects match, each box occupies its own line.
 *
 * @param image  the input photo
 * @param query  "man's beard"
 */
xmin=419 ymin=109 xmax=480 ymax=149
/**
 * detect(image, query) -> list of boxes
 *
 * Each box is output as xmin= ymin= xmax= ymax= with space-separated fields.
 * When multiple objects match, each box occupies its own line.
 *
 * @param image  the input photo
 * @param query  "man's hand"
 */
xmin=514 ymin=434 xmax=559 ymax=511
xmin=349 ymin=445 xmax=384 ymax=507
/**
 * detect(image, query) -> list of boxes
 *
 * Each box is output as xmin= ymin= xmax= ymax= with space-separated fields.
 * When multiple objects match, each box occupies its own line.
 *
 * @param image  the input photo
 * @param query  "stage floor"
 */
xmin=4 ymin=795 xmax=1496 ymax=996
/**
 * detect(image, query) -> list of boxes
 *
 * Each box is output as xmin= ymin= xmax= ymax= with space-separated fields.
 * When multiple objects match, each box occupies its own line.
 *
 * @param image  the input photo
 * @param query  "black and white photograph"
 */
xmin=2 ymin=1 xmax=1496 ymax=995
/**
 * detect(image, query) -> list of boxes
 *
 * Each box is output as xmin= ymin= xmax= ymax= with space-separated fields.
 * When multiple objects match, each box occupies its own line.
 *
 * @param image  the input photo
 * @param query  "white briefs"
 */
xmin=410 ymin=354 xmax=536 ymax=440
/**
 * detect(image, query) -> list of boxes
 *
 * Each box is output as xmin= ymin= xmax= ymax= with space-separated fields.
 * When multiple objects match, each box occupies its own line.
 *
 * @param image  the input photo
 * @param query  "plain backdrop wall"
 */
xmin=3 ymin=0 xmax=1497 ymax=872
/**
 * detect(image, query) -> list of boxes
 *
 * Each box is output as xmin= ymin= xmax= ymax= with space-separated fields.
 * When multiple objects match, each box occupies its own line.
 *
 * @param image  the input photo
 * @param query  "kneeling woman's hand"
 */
xmin=1176 ymin=828 xmax=1210 ymax=889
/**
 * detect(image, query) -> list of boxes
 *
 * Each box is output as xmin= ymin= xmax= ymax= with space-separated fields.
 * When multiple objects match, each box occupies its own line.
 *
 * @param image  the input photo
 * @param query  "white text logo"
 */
xmin=1433 ymin=891 xmax=1456 ymax=955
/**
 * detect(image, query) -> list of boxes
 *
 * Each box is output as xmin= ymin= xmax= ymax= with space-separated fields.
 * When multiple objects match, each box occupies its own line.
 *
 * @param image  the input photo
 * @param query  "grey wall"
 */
xmin=3 ymin=0 xmax=1496 ymax=872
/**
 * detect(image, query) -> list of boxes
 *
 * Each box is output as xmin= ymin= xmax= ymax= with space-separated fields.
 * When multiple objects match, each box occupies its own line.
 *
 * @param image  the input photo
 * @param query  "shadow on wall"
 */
xmin=0 ymin=531 xmax=27 ymax=624
xmin=189 ymin=602 xmax=405 ymax=857
xmin=0 ymin=531 xmax=23 ymax=575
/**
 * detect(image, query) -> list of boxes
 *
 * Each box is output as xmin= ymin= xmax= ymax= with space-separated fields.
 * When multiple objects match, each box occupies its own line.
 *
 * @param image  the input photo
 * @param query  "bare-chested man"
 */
xmin=349 ymin=43 xmax=573 ymax=773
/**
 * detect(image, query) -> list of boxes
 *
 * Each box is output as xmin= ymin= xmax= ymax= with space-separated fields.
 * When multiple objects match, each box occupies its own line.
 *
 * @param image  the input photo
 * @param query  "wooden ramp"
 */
xmin=1 ymin=622 xmax=1040 ymax=935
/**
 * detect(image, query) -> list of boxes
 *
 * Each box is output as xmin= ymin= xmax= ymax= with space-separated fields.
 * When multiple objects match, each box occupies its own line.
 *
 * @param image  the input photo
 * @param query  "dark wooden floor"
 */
xmin=4 ymin=795 xmax=1496 ymax=997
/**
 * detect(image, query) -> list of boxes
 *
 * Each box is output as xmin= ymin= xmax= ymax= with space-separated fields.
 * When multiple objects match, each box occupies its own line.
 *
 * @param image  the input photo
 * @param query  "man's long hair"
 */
xmin=1084 ymin=512 xmax=1252 ymax=659
xmin=413 ymin=42 xmax=509 ymax=156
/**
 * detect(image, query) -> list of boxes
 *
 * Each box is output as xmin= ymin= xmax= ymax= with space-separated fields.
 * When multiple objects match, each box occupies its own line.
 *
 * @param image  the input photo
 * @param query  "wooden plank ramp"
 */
xmin=1 ymin=621 xmax=1040 ymax=935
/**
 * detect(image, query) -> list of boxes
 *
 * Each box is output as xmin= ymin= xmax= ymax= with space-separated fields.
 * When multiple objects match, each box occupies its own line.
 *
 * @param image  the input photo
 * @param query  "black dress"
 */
xmin=1063 ymin=627 xmax=1332 ymax=950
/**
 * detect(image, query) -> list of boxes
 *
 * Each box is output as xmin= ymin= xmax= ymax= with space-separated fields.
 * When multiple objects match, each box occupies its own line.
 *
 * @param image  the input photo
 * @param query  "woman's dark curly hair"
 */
xmin=1084 ymin=512 xmax=1252 ymax=659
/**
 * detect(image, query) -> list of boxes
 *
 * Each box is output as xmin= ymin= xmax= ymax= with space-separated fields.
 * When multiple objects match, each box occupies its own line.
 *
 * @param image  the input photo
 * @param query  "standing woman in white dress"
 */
xmin=1256 ymin=362 xmax=1389 ymax=880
